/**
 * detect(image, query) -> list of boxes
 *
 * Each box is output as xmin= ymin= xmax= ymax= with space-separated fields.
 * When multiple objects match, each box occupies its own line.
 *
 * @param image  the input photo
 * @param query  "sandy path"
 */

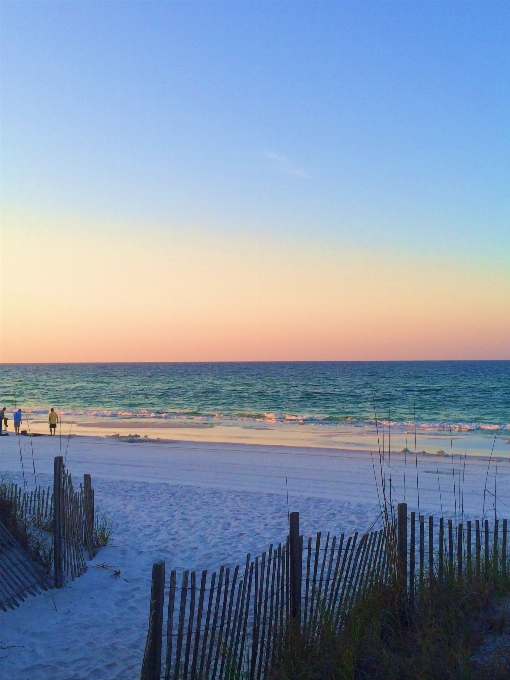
xmin=1 ymin=435 xmax=509 ymax=679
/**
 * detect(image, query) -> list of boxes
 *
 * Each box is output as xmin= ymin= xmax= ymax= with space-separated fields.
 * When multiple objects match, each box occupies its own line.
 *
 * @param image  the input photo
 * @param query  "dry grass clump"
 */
xmin=0 ymin=487 xmax=54 ymax=572
xmin=270 ymin=576 xmax=510 ymax=680
xmin=94 ymin=513 xmax=115 ymax=546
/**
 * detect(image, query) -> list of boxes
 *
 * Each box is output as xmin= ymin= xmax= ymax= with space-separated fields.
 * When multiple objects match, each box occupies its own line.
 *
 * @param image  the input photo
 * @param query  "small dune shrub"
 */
xmin=94 ymin=513 xmax=114 ymax=547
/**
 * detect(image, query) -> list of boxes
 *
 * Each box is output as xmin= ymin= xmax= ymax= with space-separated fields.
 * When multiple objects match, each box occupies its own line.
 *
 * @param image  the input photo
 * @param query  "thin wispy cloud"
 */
xmin=262 ymin=151 xmax=309 ymax=178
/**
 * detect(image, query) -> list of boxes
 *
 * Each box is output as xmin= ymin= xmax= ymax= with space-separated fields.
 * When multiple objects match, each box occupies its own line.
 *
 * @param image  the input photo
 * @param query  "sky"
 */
xmin=1 ymin=1 xmax=509 ymax=362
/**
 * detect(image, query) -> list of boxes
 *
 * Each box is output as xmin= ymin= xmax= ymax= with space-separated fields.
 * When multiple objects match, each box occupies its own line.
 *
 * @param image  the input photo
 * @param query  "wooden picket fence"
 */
xmin=0 ymin=456 xmax=99 ymax=608
xmin=397 ymin=503 xmax=509 ymax=602
xmin=141 ymin=514 xmax=394 ymax=680
xmin=0 ymin=518 xmax=52 ymax=612
xmin=141 ymin=505 xmax=510 ymax=680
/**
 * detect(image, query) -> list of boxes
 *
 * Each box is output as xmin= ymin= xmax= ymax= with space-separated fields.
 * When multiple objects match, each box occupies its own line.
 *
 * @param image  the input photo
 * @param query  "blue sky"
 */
xmin=1 ymin=2 xmax=510 ymax=362
xmin=2 ymin=1 xmax=509 ymax=255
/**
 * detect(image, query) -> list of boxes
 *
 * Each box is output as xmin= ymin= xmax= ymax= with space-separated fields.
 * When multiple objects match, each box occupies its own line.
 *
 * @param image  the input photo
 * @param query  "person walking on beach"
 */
xmin=13 ymin=409 xmax=22 ymax=435
xmin=0 ymin=407 xmax=6 ymax=435
xmin=48 ymin=408 xmax=58 ymax=435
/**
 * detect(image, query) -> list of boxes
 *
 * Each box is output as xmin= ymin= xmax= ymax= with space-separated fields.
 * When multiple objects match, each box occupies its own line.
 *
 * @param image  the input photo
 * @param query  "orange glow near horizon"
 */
xmin=1 ymin=208 xmax=509 ymax=363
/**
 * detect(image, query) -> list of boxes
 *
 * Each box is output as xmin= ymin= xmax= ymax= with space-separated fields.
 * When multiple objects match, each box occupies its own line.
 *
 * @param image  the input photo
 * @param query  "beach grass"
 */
xmin=93 ymin=513 xmax=115 ymax=547
xmin=269 ymin=567 xmax=510 ymax=680
xmin=265 ymin=425 xmax=510 ymax=680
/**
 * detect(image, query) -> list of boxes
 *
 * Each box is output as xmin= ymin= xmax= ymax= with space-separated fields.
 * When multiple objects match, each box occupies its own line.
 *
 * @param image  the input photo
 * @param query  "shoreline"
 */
xmin=12 ymin=415 xmax=510 ymax=459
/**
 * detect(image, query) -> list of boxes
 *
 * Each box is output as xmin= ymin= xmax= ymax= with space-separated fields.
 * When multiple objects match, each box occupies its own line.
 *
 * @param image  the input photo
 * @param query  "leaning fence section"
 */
xmin=142 ymin=506 xmax=510 ymax=680
xmin=0 ymin=518 xmax=52 ymax=611
xmin=0 ymin=456 xmax=100 ymax=609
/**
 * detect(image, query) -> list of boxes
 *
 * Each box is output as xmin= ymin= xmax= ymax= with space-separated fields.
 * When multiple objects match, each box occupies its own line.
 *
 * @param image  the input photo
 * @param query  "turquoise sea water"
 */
xmin=0 ymin=362 xmax=509 ymax=432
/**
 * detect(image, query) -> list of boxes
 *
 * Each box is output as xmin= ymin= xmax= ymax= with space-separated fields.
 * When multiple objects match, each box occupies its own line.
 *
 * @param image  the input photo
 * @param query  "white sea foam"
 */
xmin=15 ymin=406 xmax=510 ymax=435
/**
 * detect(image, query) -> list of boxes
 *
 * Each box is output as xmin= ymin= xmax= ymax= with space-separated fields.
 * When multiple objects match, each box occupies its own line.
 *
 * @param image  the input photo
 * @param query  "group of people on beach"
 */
xmin=0 ymin=407 xmax=59 ymax=436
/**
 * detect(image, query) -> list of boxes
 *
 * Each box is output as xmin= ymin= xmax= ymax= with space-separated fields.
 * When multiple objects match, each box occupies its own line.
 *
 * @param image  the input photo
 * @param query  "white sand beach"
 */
xmin=1 ymin=433 xmax=510 ymax=679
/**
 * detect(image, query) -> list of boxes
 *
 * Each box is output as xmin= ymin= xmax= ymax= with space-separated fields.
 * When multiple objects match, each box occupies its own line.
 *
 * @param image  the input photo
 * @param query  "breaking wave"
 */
xmin=14 ymin=406 xmax=510 ymax=433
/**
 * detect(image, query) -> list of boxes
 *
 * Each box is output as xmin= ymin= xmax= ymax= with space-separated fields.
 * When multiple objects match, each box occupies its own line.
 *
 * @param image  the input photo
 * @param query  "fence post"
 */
xmin=409 ymin=511 xmax=415 ymax=606
xmin=289 ymin=511 xmax=302 ymax=624
xmin=397 ymin=503 xmax=408 ymax=586
xmin=83 ymin=474 xmax=95 ymax=558
xmin=457 ymin=524 xmax=463 ymax=577
xmin=143 ymin=561 xmax=166 ymax=680
xmin=53 ymin=456 xmax=64 ymax=588
xmin=503 ymin=519 xmax=507 ymax=578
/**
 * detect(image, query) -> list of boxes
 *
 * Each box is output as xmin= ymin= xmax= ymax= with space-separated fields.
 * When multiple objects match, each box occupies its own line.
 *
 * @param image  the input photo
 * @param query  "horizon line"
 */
xmin=1 ymin=359 xmax=509 ymax=366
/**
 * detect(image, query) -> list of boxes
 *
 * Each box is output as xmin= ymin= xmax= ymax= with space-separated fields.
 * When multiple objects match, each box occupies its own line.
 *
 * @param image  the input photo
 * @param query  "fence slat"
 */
xmin=313 ymin=532 xmax=330 ymax=629
xmin=198 ymin=571 xmax=216 ymax=678
xmin=53 ymin=456 xmax=64 ymax=588
xmin=252 ymin=545 xmax=266 ymax=680
xmin=372 ymin=529 xmax=386 ymax=586
xmin=344 ymin=533 xmax=369 ymax=614
xmin=439 ymin=517 xmax=445 ymax=580
xmin=249 ymin=559 xmax=260 ymax=680
xmin=189 ymin=570 xmax=207 ymax=680
xmin=278 ymin=544 xmax=285 ymax=636
xmin=303 ymin=537 xmax=312 ymax=630
xmin=334 ymin=533 xmax=359 ymax=630
xmin=213 ymin=566 xmax=230 ymax=680
xmin=83 ymin=474 xmax=95 ymax=559
xmin=457 ymin=524 xmax=463 ymax=577
xmin=397 ymin=503 xmax=407 ymax=581
xmin=410 ymin=512 xmax=415 ymax=605
xmin=142 ymin=561 xmax=165 ymax=680
xmin=360 ymin=533 xmax=377 ymax=599
xmin=485 ymin=520 xmax=490 ymax=576
xmin=323 ymin=534 xmax=337 ymax=606
xmin=237 ymin=561 xmax=254 ymax=678
xmin=262 ymin=549 xmax=277 ymax=680
xmin=503 ymin=520 xmax=507 ymax=578
xmin=428 ymin=517 xmax=434 ymax=580
xmin=257 ymin=545 xmax=274 ymax=680
xmin=448 ymin=520 xmax=454 ymax=577
xmin=476 ymin=520 xmax=481 ymax=577
xmin=289 ymin=512 xmax=301 ymax=624
xmin=467 ymin=521 xmax=472 ymax=578
xmin=205 ymin=565 xmax=225 ymax=678
xmin=164 ymin=570 xmax=177 ymax=680
xmin=329 ymin=534 xmax=353 ymax=618
xmin=174 ymin=570 xmax=189 ymax=679
xmin=219 ymin=564 xmax=239 ymax=680
xmin=326 ymin=533 xmax=344 ymax=615
xmin=183 ymin=570 xmax=196 ymax=678
xmin=308 ymin=532 xmax=321 ymax=628
xmin=419 ymin=516 xmax=425 ymax=587
xmin=494 ymin=519 xmax=499 ymax=573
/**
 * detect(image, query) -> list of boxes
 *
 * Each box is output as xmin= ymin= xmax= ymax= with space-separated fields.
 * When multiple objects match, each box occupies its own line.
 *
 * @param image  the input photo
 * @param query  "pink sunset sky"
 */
xmin=1 ymin=209 xmax=508 ymax=363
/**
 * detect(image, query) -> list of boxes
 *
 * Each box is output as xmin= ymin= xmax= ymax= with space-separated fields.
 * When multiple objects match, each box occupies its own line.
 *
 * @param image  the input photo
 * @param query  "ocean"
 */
xmin=0 ymin=361 xmax=509 ymax=432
